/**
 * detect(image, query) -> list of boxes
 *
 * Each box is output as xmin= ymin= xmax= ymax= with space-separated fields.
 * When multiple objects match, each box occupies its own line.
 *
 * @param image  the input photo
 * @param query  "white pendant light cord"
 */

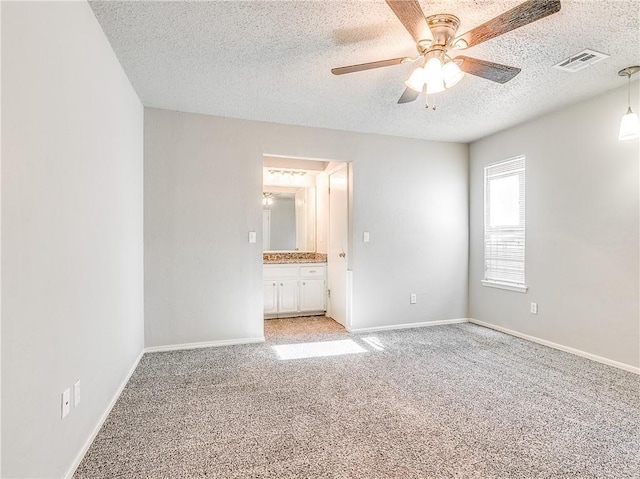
xmin=627 ymin=74 xmax=632 ymax=112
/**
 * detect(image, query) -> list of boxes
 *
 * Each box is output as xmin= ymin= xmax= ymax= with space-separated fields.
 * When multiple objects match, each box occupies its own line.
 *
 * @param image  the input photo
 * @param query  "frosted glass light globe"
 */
xmin=619 ymin=108 xmax=640 ymax=140
xmin=443 ymin=61 xmax=465 ymax=89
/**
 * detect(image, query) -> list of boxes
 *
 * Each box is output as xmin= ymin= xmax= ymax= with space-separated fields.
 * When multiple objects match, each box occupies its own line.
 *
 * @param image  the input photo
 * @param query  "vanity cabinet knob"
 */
xmin=302 ymin=282 xmax=306 ymax=286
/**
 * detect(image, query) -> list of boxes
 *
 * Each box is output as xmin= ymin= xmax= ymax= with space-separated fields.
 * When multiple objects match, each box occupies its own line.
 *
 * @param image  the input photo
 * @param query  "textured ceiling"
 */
xmin=89 ymin=1 xmax=640 ymax=143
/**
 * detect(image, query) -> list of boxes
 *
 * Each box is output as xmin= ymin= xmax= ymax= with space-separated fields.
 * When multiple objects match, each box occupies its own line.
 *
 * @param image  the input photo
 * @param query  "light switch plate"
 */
xmin=363 ymin=232 xmax=370 ymax=242
xmin=62 ymin=388 xmax=71 ymax=419
xmin=248 ymin=231 xmax=257 ymax=243
xmin=530 ymin=302 xmax=538 ymax=314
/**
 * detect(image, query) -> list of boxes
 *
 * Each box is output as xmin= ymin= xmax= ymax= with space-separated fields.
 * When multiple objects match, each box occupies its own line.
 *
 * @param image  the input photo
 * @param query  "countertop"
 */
xmin=263 ymin=252 xmax=327 ymax=264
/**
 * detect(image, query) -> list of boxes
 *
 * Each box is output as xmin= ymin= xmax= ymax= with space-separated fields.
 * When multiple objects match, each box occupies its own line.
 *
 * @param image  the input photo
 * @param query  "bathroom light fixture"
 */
xmin=618 ymin=66 xmax=640 ymax=141
xmin=267 ymin=169 xmax=307 ymax=178
xmin=262 ymin=193 xmax=274 ymax=206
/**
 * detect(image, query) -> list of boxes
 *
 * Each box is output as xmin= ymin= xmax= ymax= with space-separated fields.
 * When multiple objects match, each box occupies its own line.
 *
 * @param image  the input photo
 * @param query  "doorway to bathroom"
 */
xmin=262 ymin=154 xmax=350 ymax=337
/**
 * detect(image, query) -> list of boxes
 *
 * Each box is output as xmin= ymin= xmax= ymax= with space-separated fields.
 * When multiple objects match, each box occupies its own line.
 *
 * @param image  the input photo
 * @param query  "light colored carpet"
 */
xmin=74 ymin=323 xmax=640 ymax=478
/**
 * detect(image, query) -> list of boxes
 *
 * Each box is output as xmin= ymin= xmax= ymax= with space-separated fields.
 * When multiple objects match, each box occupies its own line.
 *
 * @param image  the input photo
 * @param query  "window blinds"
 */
xmin=484 ymin=156 xmax=526 ymax=287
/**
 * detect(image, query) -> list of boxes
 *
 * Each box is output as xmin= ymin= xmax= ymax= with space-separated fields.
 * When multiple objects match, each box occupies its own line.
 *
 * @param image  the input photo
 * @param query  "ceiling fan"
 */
xmin=331 ymin=0 xmax=562 ymax=106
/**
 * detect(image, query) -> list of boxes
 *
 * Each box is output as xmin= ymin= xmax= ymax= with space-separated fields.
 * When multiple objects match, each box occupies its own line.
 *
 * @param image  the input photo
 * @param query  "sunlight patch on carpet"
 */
xmin=362 ymin=336 xmax=385 ymax=351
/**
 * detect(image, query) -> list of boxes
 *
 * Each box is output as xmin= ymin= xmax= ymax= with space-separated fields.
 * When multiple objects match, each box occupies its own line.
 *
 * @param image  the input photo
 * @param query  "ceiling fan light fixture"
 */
xmin=423 ymin=57 xmax=446 ymax=94
xmin=443 ymin=60 xmax=465 ymax=88
xmin=405 ymin=66 xmax=427 ymax=92
xmin=426 ymin=78 xmax=445 ymax=94
xmin=424 ymin=57 xmax=443 ymax=81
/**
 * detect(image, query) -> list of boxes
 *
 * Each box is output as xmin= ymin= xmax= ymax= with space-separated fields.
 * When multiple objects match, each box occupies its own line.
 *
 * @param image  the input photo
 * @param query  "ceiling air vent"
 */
xmin=553 ymin=49 xmax=609 ymax=73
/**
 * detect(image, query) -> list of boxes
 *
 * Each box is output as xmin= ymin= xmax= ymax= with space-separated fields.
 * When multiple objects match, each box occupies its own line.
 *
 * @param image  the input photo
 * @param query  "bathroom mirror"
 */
xmin=263 ymin=187 xmax=316 ymax=252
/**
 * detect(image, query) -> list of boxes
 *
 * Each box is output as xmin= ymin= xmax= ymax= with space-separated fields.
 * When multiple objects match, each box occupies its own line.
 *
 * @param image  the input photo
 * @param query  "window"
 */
xmin=483 ymin=156 xmax=527 ymax=292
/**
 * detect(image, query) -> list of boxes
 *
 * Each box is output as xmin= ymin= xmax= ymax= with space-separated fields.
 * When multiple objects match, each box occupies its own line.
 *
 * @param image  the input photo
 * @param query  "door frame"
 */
xmin=260 ymin=155 xmax=353 ymax=332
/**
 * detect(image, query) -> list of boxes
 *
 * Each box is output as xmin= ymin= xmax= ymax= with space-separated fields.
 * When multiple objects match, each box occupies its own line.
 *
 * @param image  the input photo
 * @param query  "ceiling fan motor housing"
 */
xmin=423 ymin=14 xmax=460 ymax=52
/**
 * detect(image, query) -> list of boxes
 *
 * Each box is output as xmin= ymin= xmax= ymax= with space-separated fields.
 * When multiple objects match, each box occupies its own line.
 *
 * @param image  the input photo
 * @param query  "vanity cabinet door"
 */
xmin=278 ymin=280 xmax=298 ymax=313
xmin=263 ymin=281 xmax=278 ymax=314
xmin=299 ymin=279 xmax=326 ymax=312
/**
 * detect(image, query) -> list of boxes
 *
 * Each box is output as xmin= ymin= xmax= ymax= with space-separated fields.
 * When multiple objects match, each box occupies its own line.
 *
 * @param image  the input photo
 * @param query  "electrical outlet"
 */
xmin=74 ymin=380 xmax=81 ymax=407
xmin=61 ymin=388 xmax=71 ymax=419
xmin=410 ymin=293 xmax=417 ymax=304
xmin=530 ymin=302 xmax=538 ymax=315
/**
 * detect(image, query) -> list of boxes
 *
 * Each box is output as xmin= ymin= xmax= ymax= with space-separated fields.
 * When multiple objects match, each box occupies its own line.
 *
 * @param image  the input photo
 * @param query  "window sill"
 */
xmin=481 ymin=280 xmax=528 ymax=293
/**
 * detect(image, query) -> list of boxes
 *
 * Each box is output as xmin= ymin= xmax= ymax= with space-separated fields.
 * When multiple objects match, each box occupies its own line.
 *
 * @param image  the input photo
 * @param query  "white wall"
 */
xmin=0 ymin=3 xmax=4 ymax=473
xmin=469 ymin=83 xmax=640 ymax=368
xmin=1 ymin=2 xmax=144 ymax=477
xmin=350 ymin=141 xmax=469 ymax=326
xmin=144 ymin=108 xmax=468 ymax=347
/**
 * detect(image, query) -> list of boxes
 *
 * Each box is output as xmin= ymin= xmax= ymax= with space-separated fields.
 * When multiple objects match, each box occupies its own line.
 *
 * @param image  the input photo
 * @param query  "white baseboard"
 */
xmin=144 ymin=336 xmax=265 ymax=353
xmin=64 ymin=349 xmax=144 ymax=478
xmin=469 ymin=318 xmax=639 ymax=375
xmin=347 ymin=318 xmax=469 ymax=333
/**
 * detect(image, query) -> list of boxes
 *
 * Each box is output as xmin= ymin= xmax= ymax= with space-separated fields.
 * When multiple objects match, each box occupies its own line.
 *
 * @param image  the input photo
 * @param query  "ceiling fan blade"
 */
xmin=385 ymin=0 xmax=431 ymax=43
xmin=398 ymin=87 xmax=420 ymax=104
xmin=331 ymin=57 xmax=407 ymax=75
xmin=454 ymin=0 xmax=561 ymax=49
xmin=456 ymin=56 xmax=521 ymax=83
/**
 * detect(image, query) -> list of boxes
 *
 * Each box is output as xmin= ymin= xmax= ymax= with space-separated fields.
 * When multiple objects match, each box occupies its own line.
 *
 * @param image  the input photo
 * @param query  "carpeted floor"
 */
xmin=74 ymin=322 xmax=640 ymax=478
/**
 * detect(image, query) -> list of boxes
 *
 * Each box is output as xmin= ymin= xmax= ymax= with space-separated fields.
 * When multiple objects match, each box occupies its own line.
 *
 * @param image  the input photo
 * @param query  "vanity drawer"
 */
xmin=264 ymin=265 xmax=299 ymax=280
xmin=299 ymin=265 xmax=325 ymax=278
